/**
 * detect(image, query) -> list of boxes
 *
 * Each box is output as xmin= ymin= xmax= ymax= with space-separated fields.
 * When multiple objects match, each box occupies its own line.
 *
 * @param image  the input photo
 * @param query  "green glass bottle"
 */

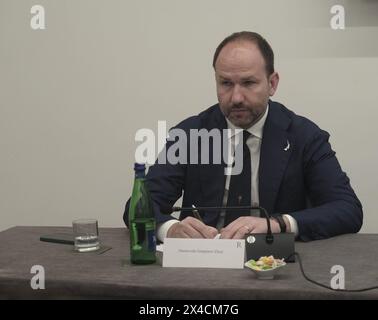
xmin=129 ymin=163 xmax=156 ymax=264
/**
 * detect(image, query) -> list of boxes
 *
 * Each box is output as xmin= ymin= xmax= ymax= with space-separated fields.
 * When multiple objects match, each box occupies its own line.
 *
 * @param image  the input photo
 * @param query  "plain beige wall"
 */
xmin=1 ymin=0 xmax=377 ymax=232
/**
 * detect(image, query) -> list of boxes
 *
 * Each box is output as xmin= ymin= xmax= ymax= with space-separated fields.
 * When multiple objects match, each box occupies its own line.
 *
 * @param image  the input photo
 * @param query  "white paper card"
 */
xmin=163 ymin=238 xmax=245 ymax=269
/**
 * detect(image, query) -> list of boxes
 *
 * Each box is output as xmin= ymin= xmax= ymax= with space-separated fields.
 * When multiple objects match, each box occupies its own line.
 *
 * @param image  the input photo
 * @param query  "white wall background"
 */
xmin=1 ymin=0 xmax=377 ymax=232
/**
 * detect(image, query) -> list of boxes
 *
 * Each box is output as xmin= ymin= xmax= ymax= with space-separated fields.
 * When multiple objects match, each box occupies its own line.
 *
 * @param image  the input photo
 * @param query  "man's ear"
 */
xmin=269 ymin=72 xmax=279 ymax=96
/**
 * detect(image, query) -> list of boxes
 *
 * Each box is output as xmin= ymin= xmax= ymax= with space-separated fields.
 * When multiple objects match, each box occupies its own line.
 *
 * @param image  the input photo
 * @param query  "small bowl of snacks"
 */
xmin=244 ymin=255 xmax=286 ymax=280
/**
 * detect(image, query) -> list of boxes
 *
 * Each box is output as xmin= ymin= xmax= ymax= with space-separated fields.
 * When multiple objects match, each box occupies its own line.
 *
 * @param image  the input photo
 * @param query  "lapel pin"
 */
xmin=284 ymin=140 xmax=290 ymax=151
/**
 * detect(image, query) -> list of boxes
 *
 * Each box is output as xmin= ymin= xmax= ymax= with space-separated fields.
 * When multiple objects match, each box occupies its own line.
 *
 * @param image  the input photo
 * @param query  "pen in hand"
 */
xmin=191 ymin=205 xmax=203 ymax=222
xmin=192 ymin=204 xmax=220 ymax=239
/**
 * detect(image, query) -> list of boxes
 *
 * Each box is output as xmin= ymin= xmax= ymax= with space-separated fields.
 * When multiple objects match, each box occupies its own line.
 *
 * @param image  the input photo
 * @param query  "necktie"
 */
xmin=224 ymin=131 xmax=252 ymax=226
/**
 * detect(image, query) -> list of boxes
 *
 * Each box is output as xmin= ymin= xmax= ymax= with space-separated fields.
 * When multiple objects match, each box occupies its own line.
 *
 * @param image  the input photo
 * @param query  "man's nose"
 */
xmin=231 ymin=85 xmax=244 ymax=104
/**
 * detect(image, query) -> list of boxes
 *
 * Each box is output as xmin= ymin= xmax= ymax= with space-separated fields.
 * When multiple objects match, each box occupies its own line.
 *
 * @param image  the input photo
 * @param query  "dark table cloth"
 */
xmin=0 ymin=226 xmax=377 ymax=299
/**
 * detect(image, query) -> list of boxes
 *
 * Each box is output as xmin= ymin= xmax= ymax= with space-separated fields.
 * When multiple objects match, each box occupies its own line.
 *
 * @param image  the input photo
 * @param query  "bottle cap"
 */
xmin=134 ymin=163 xmax=146 ymax=172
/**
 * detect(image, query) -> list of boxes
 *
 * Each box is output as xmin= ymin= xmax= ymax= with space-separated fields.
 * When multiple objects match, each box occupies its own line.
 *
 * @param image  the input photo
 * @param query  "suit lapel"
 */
xmin=259 ymin=102 xmax=293 ymax=215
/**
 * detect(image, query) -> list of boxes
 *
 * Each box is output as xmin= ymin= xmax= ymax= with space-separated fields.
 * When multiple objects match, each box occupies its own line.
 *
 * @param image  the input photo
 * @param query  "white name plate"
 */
xmin=163 ymin=238 xmax=245 ymax=269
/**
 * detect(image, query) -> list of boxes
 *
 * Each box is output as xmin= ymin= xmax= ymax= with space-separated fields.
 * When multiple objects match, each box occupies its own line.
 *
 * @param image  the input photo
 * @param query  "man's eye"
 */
xmin=244 ymin=81 xmax=255 ymax=86
xmin=222 ymin=81 xmax=232 ymax=87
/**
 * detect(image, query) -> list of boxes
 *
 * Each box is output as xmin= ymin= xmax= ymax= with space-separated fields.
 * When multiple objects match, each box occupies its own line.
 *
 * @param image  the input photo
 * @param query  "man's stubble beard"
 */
xmin=225 ymin=105 xmax=265 ymax=129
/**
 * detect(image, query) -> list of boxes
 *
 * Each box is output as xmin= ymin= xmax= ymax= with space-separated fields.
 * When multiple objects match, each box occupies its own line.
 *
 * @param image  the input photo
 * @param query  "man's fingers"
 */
xmin=207 ymin=227 xmax=219 ymax=238
xmin=220 ymin=217 xmax=247 ymax=239
xmin=231 ymin=225 xmax=251 ymax=239
xmin=221 ymin=224 xmax=249 ymax=239
xmin=181 ymin=230 xmax=192 ymax=238
xmin=184 ymin=217 xmax=218 ymax=239
xmin=220 ymin=225 xmax=240 ymax=239
xmin=222 ymin=215 xmax=250 ymax=232
xmin=167 ymin=217 xmax=218 ymax=239
xmin=221 ymin=220 xmax=239 ymax=233
xmin=182 ymin=224 xmax=206 ymax=238
xmin=221 ymin=217 xmax=268 ymax=239
xmin=167 ymin=222 xmax=199 ymax=238
xmin=176 ymin=223 xmax=204 ymax=238
xmin=249 ymin=225 xmax=266 ymax=234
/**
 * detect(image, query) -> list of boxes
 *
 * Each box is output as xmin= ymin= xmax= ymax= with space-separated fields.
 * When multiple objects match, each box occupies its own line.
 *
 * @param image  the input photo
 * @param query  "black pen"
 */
xmin=192 ymin=205 xmax=203 ymax=223
xmin=192 ymin=205 xmax=221 ymax=238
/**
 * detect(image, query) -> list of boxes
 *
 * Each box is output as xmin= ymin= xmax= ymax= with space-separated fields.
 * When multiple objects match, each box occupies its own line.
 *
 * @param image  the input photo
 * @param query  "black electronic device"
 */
xmin=244 ymin=232 xmax=295 ymax=262
xmin=40 ymin=233 xmax=74 ymax=245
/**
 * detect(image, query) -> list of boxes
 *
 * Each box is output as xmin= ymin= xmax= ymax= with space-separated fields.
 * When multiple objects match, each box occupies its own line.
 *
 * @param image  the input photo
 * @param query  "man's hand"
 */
xmin=220 ymin=216 xmax=282 ymax=239
xmin=166 ymin=217 xmax=218 ymax=239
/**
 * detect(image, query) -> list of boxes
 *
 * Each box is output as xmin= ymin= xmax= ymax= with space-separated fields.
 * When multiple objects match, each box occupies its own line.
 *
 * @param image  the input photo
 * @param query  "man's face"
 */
xmin=215 ymin=41 xmax=279 ymax=129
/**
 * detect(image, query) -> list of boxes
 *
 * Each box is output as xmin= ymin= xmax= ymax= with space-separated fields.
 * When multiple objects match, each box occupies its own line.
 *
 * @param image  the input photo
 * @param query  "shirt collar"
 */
xmin=225 ymin=104 xmax=269 ymax=139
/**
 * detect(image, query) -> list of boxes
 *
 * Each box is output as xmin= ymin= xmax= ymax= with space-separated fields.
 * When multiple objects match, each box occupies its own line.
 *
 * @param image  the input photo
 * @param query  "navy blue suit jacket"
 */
xmin=124 ymin=101 xmax=363 ymax=241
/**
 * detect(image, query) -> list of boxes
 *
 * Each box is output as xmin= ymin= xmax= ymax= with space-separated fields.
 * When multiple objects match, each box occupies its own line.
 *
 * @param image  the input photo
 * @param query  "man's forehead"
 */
xmin=216 ymin=72 xmax=258 ymax=80
xmin=215 ymin=41 xmax=266 ymax=74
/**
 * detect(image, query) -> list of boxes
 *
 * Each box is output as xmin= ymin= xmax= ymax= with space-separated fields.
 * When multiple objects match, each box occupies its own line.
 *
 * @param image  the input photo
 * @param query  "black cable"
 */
xmin=286 ymin=252 xmax=378 ymax=293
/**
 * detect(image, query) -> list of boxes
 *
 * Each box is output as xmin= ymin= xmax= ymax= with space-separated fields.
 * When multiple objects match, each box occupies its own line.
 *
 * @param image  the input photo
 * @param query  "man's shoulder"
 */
xmin=270 ymin=101 xmax=325 ymax=138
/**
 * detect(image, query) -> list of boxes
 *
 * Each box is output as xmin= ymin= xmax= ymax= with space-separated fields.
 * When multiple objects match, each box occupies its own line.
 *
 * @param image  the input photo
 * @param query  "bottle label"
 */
xmin=147 ymin=229 xmax=156 ymax=252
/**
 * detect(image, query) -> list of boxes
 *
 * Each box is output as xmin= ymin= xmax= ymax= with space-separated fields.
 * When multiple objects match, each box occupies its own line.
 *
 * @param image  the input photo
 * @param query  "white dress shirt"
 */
xmin=157 ymin=105 xmax=298 ymax=241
